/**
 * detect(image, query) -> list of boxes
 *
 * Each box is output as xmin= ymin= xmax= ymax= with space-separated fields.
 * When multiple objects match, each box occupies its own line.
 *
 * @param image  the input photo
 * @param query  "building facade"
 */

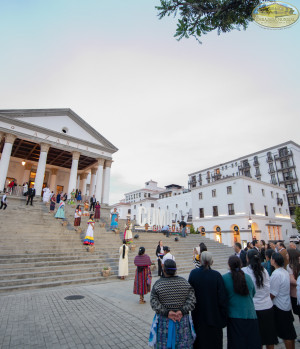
xmin=191 ymin=176 xmax=292 ymax=247
xmin=188 ymin=141 xmax=300 ymax=215
xmin=0 ymin=109 xmax=118 ymax=203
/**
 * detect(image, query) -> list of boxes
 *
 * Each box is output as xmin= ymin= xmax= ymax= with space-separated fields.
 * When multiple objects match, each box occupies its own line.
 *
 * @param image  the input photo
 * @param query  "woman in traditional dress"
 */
xmin=134 ymin=247 xmax=152 ymax=304
xmin=70 ymin=189 xmax=76 ymax=204
xmin=49 ymin=194 xmax=56 ymax=213
xmin=43 ymin=187 xmax=51 ymax=203
xmin=94 ymin=201 xmax=101 ymax=222
xmin=56 ymin=192 xmax=61 ymax=204
xmin=77 ymin=190 xmax=82 ymax=203
xmin=124 ymin=223 xmax=133 ymax=243
xmin=119 ymin=239 xmax=129 ymax=280
xmin=110 ymin=208 xmax=119 ymax=230
xmin=156 ymin=240 xmax=164 ymax=277
xmin=83 ymin=200 xmax=89 ymax=216
xmin=55 ymin=199 xmax=65 ymax=219
xmin=23 ymin=182 xmax=28 ymax=196
xmin=149 ymin=259 xmax=196 ymax=349
xmin=223 ymin=255 xmax=261 ymax=349
xmin=83 ymin=214 xmax=95 ymax=248
xmin=74 ymin=205 xmax=82 ymax=227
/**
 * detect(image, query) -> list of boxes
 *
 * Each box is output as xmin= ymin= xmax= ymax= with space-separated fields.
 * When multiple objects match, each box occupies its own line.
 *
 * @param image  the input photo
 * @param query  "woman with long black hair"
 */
xmin=118 ymin=239 xmax=129 ymax=280
xmin=287 ymin=248 xmax=300 ymax=321
xmin=223 ymin=255 xmax=261 ymax=349
xmin=134 ymin=247 xmax=152 ymax=304
xmin=243 ymin=249 xmax=278 ymax=348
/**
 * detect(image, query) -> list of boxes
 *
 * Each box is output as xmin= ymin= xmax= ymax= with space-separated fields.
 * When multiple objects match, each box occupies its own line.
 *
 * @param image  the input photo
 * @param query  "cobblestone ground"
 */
xmin=1 ymin=274 xmax=300 ymax=349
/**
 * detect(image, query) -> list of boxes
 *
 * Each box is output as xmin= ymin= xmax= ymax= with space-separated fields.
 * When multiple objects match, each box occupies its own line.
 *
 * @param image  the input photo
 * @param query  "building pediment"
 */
xmin=0 ymin=108 xmax=118 ymax=154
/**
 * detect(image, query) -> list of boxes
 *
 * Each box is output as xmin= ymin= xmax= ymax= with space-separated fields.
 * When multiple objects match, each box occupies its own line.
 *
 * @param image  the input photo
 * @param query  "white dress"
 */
xmin=43 ymin=188 xmax=51 ymax=203
xmin=119 ymin=245 xmax=129 ymax=277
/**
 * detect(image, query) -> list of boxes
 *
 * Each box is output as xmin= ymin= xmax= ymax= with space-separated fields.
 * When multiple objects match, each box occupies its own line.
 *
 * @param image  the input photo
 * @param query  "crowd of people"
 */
xmin=126 ymin=238 xmax=300 ymax=349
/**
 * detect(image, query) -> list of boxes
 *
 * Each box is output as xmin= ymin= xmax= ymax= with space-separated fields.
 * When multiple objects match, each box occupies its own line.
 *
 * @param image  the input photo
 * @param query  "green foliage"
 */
xmin=190 ymin=224 xmax=197 ymax=234
xmin=156 ymin=0 xmax=260 ymax=42
xmin=295 ymin=206 xmax=300 ymax=233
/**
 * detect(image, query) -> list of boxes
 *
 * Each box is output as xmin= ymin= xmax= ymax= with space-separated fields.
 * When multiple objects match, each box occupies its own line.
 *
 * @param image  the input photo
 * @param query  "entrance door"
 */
xmin=56 ymin=185 xmax=64 ymax=194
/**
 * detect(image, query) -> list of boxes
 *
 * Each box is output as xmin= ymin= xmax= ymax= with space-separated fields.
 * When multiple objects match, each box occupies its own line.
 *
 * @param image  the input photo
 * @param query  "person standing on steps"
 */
xmin=49 ymin=193 xmax=56 ymax=213
xmin=55 ymin=198 xmax=66 ymax=219
xmin=156 ymin=240 xmax=164 ymax=277
xmin=83 ymin=213 xmax=95 ymax=249
xmin=94 ymin=201 xmax=101 ymax=222
xmin=119 ymin=239 xmax=129 ymax=280
xmin=0 ymin=194 xmax=7 ymax=210
xmin=26 ymin=187 xmax=35 ymax=206
xmin=110 ymin=207 xmax=119 ymax=230
xmin=74 ymin=205 xmax=82 ymax=227
xmin=133 ymin=247 xmax=152 ymax=304
xmin=89 ymin=195 xmax=96 ymax=212
xmin=180 ymin=220 xmax=187 ymax=238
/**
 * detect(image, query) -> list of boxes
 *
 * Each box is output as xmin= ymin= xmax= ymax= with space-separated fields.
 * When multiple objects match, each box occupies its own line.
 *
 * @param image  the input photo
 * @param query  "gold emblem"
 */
xmin=252 ymin=1 xmax=299 ymax=28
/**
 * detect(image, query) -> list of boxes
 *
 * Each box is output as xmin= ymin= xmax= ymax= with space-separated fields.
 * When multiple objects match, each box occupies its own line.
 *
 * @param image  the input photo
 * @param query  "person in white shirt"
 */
xmin=162 ymin=246 xmax=175 ymax=265
xmin=0 ymin=194 xmax=7 ymax=210
xmin=270 ymin=252 xmax=296 ymax=348
xmin=162 ymin=225 xmax=170 ymax=238
xmin=242 ymin=249 xmax=278 ymax=348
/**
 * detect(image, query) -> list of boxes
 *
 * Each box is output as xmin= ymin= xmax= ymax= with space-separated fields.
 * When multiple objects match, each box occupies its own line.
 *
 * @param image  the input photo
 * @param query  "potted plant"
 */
xmin=102 ymin=266 xmax=111 ymax=277
xmin=150 ymin=262 xmax=156 ymax=271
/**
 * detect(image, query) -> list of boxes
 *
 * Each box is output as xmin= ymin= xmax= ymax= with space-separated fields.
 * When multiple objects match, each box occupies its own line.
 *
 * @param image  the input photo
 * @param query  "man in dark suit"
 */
xmin=234 ymin=242 xmax=247 ymax=267
xmin=89 ymin=195 xmax=96 ymax=211
xmin=26 ymin=187 xmax=36 ymax=206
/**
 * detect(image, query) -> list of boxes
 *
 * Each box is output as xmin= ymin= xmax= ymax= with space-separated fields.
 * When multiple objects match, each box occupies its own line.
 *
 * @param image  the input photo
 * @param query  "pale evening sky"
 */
xmin=0 ymin=0 xmax=299 ymax=204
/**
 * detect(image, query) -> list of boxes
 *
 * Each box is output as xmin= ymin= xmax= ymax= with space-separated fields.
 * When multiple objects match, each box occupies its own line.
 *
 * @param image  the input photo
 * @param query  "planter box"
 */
xmin=102 ymin=268 xmax=111 ymax=277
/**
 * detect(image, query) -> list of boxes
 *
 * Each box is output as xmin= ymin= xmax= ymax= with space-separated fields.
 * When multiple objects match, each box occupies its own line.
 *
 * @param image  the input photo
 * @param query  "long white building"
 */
xmin=188 ymin=141 xmax=300 ymax=215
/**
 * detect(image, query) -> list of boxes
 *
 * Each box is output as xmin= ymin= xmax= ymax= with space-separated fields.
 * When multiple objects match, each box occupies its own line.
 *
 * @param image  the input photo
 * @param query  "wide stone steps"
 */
xmin=0 ymin=199 xmax=234 ymax=293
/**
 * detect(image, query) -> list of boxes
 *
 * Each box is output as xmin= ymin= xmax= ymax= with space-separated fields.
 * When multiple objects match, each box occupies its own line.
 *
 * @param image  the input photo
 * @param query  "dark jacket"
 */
xmin=90 ymin=197 xmax=96 ymax=203
xmin=239 ymin=249 xmax=247 ymax=267
xmin=28 ymin=188 xmax=35 ymax=197
xmin=188 ymin=267 xmax=227 ymax=329
xmin=156 ymin=245 xmax=164 ymax=259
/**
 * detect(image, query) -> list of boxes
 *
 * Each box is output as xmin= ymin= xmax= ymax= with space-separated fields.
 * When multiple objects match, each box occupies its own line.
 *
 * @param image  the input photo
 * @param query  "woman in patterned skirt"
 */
xmin=94 ymin=201 xmax=101 ymax=222
xmin=49 ymin=194 xmax=56 ymax=213
xmin=134 ymin=247 xmax=152 ymax=304
xmin=74 ymin=205 xmax=82 ymax=227
xmin=149 ymin=259 xmax=196 ymax=349
xmin=83 ymin=214 xmax=95 ymax=248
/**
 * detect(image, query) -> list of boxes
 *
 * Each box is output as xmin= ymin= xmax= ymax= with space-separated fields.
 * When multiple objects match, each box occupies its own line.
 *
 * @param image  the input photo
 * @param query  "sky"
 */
xmin=0 ymin=0 xmax=299 ymax=204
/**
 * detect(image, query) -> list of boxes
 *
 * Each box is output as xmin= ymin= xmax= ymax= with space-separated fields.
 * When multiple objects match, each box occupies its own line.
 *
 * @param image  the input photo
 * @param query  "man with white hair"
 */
xmin=188 ymin=251 xmax=228 ymax=349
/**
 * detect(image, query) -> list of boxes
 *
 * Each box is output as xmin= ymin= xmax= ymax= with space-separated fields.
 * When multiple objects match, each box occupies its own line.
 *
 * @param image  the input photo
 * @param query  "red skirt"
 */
xmin=133 ymin=267 xmax=151 ymax=295
xmin=74 ymin=217 xmax=81 ymax=226
xmin=94 ymin=207 xmax=101 ymax=219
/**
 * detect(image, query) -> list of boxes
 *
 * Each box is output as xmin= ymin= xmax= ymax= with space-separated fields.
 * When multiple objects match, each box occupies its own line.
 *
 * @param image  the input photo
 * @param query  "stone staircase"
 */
xmin=0 ymin=197 xmax=233 ymax=294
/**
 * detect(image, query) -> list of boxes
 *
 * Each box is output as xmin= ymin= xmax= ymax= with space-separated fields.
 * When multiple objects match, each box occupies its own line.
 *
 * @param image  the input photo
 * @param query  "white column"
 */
xmin=94 ymin=158 xmax=105 ymax=202
xmin=22 ymin=163 xmax=32 ymax=184
xmin=49 ymin=169 xmax=58 ymax=192
xmin=67 ymin=151 xmax=80 ymax=199
xmin=0 ymin=133 xmax=17 ymax=192
xmin=79 ymin=173 xmax=88 ymax=195
xmin=89 ymin=167 xmax=97 ymax=196
xmin=102 ymin=159 xmax=112 ymax=205
xmin=34 ymin=143 xmax=50 ymax=196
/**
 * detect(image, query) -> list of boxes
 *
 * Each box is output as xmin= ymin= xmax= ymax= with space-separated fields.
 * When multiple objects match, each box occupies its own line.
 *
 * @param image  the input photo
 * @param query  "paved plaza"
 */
xmin=1 ymin=273 xmax=300 ymax=349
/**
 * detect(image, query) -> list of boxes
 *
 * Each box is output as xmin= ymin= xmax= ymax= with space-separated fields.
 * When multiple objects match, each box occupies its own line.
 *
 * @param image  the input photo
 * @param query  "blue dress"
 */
xmin=77 ymin=192 xmax=82 ymax=201
xmin=55 ymin=202 xmax=65 ymax=219
xmin=110 ymin=213 xmax=118 ymax=229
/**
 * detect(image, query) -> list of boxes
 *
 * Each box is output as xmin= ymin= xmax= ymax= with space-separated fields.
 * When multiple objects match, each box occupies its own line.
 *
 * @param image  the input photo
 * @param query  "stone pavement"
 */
xmin=1 ymin=273 xmax=300 ymax=349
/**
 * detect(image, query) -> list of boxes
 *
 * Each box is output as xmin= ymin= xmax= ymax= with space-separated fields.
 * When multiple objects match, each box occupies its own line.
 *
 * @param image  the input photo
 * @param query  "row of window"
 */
xmin=198 ymin=187 xmax=285 ymax=200
xmin=126 ymin=192 xmax=151 ymax=201
xmin=133 ymin=202 xmax=189 ymax=210
xmin=199 ymin=204 xmax=288 ymax=218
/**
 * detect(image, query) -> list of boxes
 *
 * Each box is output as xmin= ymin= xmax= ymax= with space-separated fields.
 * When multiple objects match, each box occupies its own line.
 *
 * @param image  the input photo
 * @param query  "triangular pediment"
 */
xmin=0 ymin=108 xmax=118 ymax=153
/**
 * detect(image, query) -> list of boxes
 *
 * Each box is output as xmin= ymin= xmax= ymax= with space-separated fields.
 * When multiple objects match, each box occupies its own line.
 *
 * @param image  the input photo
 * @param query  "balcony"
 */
xmin=266 ymin=156 xmax=273 ymax=163
xmin=188 ymin=180 xmax=197 ymax=188
xmin=268 ymin=168 xmax=275 ymax=174
xmin=253 ymin=160 xmax=260 ymax=166
xmin=274 ymin=150 xmax=293 ymax=160
xmin=279 ymin=175 xmax=298 ymax=184
xmin=212 ymin=173 xmax=222 ymax=181
xmin=277 ymin=164 xmax=295 ymax=171
xmin=239 ymin=162 xmax=251 ymax=170
xmin=255 ymin=172 xmax=261 ymax=178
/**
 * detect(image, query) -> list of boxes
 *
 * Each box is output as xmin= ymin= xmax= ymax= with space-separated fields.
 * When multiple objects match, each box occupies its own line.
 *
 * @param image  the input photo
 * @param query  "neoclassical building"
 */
xmin=0 ymin=109 xmax=118 ymax=204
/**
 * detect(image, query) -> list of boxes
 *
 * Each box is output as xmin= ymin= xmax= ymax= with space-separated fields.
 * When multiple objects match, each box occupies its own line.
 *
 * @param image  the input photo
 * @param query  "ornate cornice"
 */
xmin=97 ymin=158 xmax=105 ymax=167
xmin=80 ymin=173 xmax=89 ymax=180
xmin=91 ymin=168 xmax=98 ymax=175
xmin=40 ymin=143 xmax=51 ymax=153
xmin=72 ymin=151 xmax=81 ymax=161
xmin=50 ymin=168 xmax=58 ymax=176
xmin=104 ymin=160 xmax=113 ymax=168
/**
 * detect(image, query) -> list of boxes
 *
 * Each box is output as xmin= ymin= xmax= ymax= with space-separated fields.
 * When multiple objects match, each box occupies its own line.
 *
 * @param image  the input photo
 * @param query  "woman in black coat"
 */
xmin=156 ymin=240 xmax=164 ymax=277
